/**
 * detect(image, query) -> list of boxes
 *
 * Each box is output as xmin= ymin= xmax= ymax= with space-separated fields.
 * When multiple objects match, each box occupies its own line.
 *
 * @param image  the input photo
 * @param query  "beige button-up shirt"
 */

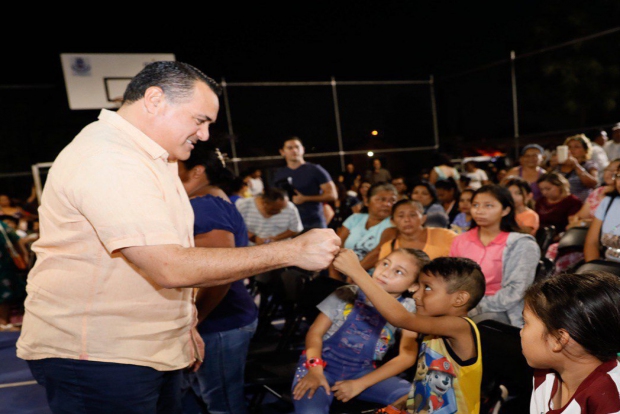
xmin=17 ymin=109 xmax=197 ymax=371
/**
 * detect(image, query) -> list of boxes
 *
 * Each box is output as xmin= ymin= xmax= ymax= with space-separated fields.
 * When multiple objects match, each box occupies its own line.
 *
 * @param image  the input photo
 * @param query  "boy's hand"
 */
xmin=331 ymin=379 xmax=365 ymax=402
xmin=292 ymin=369 xmax=330 ymax=400
xmin=333 ymin=249 xmax=363 ymax=276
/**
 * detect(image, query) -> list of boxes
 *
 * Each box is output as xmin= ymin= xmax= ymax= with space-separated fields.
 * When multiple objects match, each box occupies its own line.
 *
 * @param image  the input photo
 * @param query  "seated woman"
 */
xmin=505 ymin=143 xmax=546 ymax=202
xmin=535 ymin=172 xmax=583 ymax=239
xmin=503 ymin=176 xmax=539 ymax=236
xmin=178 ymin=144 xmax=259 ymax=414
xmin=378 ymin=199 xmax=457 ymax=261
xmin=409 ymin=181 xmax=449 ymax=228
xmin=450 ymin=184 xmax=540 ymax=327
xmin=434 ymin=177 xmax=460 ymax=224
xmin=566 ymin=158 xmax=620 ymax=231
xmin=553 ymin=134 xmax=598 ymax=203
xmin=584 ymin=162 xmax=620 ymax=264
xmin=450 ymin=188 xmax=474 ymax=234
xmin=329 ymin=182 xmax=398 ymax=280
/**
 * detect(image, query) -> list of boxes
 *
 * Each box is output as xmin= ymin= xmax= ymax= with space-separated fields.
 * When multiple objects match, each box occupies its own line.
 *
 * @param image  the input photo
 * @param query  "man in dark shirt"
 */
xmin=273 ymin=137 xmax=337 ymax=230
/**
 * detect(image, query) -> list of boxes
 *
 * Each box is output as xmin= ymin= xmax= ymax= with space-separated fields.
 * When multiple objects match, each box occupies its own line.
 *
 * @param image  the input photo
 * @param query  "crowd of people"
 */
xmin=2 ymin=61 xmax=620 ymax=414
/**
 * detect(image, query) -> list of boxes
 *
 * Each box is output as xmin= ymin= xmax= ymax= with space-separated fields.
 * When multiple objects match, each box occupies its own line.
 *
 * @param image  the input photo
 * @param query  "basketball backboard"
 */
xmin=60 ymin=53 xmax=176 ymax=110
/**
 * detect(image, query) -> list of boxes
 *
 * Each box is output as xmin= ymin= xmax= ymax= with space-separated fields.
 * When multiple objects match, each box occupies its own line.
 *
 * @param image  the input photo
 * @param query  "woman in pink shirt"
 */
xmin=450 ymin=184 xmax=540 ymax=327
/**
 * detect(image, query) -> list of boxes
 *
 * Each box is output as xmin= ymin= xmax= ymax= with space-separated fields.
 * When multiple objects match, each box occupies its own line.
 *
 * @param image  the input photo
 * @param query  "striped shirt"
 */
xmin=235 ymin=197 xmax=303 ymax=244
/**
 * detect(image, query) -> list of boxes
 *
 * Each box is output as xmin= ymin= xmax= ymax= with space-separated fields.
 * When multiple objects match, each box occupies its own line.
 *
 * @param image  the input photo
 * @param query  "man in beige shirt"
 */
xmin=16 ymin=61 xmax=340 ymax=413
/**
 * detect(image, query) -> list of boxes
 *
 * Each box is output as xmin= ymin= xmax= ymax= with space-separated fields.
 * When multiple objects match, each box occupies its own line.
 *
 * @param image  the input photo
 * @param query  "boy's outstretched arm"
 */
xmin=292 ymin=312 xmax=332 ymax=400
xmin=331 ymin=329 xmax=418 ymax=403
xmin=333 ymin=249 xmax=471 ymax=342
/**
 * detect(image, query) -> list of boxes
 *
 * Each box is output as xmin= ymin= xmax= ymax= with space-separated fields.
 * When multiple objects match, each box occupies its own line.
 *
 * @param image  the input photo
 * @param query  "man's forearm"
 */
xmin=123 ymin=242 xmax=296 ymax=289
xmin=300 ymin=193 xmax=337 ymax=203
xmin=122 ymin=228 xmax=340 ymax=289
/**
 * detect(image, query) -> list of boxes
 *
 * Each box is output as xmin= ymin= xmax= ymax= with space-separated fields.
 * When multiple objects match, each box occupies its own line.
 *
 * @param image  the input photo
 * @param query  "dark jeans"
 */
xmin=27 ymin=358 xmax=183 ymax=414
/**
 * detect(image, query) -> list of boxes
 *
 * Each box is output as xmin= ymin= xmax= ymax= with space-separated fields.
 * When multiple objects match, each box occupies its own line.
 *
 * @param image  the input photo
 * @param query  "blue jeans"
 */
xmin=291 ymin=356 xmax=411 ymax=414
xmin=27 ymin=358 xmax=183 ymax=414
xmin=184 ymin=319 xmax=257 ymax=414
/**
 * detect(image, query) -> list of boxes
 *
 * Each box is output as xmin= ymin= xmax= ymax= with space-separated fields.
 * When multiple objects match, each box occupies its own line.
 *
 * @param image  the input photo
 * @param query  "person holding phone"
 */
xmin=554 ymin=134 xmax=598 ymax=202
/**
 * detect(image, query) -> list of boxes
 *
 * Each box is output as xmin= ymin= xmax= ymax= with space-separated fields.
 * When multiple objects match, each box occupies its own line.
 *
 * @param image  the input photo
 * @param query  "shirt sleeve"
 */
xmin=379 ymin=240 xmax=392 ymax=260
xmin=314 ymin=164 xmax=333 ymax=185
xmin=519 ymin=210 xmax=539 ymax=230
xmin=66 ymin=152 xmax=183 ymax=253
xmin=286 ymin=201 xmax=304 ymax=233
xmin=192 ymin=197 xmax=236 ymax=236
xmin=343 ymin=213 xmax=362 ymax=230
xmin=476 ymin=236 xmax=540 ymax=322
xmin=316 ymin=286 xmax=356 ymax=321
xmin=595 ymin=196 xmax=612 ymax=221
xmin=450 ymin=232 xmax=464 ymax=256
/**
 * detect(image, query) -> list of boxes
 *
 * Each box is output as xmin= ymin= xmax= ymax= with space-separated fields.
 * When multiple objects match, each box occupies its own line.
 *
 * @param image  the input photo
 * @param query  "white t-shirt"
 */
xmin=466 ymin=168 xmax=489 ymax=190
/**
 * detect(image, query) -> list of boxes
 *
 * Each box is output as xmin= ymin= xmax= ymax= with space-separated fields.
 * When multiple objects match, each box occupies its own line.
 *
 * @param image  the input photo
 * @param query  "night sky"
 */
xmin=2 ymin=1 xmax=620 ymax=196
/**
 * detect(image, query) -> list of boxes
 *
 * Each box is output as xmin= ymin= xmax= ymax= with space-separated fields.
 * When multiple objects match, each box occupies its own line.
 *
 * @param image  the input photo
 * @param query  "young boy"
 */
xmin=333 ymin=252 xmax=486 ymax=414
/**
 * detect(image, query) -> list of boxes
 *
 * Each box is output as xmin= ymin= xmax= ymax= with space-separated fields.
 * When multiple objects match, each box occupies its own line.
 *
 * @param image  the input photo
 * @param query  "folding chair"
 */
xmin=478 ymin=319 xmax=533 ymax=414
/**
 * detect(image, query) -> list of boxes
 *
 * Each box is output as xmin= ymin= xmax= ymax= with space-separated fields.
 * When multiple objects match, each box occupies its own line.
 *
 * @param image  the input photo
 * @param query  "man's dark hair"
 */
xmin=262 ymin=187 xmax=287 ymax=203
xmin=122 ymin=61 xmax=222 ymax=104
xmin=182 ymin=141 xmax=229 ymax=187
xmin=421 ymin=257 xmax=486 ymax=310
xmin=282 ymin=136 xmax=303 ymax=148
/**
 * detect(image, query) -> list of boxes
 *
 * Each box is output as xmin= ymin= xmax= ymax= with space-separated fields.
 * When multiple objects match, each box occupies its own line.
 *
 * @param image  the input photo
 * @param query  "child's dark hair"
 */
xmin=421 ymin=257 xmax=486 ymax=310
xmin=391 ymin=198 xmax=424 ymax=216
xmin=524 ymin=271 xmax=620 ymax=362
xmin=393 ymin=248 xmax=431 ymax=272
xmin=434 ymin=177 xmax=461 ymax=201
xmin=460 ymin=188 xmax=475 ymax=200
xmin=470 ymin=184 xmax=521 ymax=233
xmin=503 ymin=176 xmax=535 ymax=210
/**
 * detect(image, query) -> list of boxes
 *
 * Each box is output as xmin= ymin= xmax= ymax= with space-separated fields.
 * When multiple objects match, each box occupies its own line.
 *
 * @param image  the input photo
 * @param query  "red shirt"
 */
xmin=535 ymin=195 xmax=582 ymax=233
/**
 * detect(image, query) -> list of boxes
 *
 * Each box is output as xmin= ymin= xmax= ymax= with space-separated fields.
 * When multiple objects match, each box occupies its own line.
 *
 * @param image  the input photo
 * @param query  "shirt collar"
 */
xmin=98 ymin=109 xmax=169 ymax=161
xmin=466 ymin=227 xmax=509 ymax=245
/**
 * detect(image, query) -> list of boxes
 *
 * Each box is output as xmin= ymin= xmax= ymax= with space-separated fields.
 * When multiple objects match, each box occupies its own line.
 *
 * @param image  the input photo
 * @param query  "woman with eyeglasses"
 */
xmin=584 ymin=163 xmax=620 ymax=263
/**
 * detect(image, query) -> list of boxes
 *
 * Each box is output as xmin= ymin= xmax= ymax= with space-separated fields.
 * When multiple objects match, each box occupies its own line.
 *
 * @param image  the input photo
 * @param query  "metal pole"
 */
xmin=510 ymin=51 xmax=520 ymax=160
xmin=330 ymin=76 xmax=346 ymax=171
xmin=429 ymin=75 xmax=439 ymax=149
xmin=221 ymin=78 xmax=239 ymax=175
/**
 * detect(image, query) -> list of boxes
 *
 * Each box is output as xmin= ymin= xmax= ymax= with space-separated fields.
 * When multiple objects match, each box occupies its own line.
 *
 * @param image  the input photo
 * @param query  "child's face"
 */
xmin=412 ymin=271 xmax=457 ymax=316
xmin=392 ymin=204 xmax=424 ymax=234
xmin=520 ymin=304 xmax=557 ymax=369
xmin=458 ymin=192 xmax=472 ymax=214
xmin=470 ymin=192 xmax=509 ymax=228
xmin=372 ymin=251 xmax=419 ymax=298
xmin=508 ymin=185 xmax=525 ymax=208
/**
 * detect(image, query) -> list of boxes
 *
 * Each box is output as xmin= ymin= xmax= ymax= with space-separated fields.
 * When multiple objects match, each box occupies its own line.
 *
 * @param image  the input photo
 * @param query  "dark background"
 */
xmin=2 ymin=1 xmax=620 ymax=198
